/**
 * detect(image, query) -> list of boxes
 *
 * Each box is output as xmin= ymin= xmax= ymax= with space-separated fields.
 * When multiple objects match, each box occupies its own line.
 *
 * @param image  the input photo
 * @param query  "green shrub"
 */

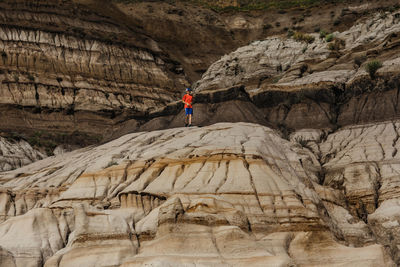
xmin=364 ymin=60 xmax=382 ymax=79
xmin=293 ymin=31 xmax=315 ymax=44
xmin=319 ymin=30 xmax=327 ymax=38
xmin=325 ymin=33 xmax=334 ymax=42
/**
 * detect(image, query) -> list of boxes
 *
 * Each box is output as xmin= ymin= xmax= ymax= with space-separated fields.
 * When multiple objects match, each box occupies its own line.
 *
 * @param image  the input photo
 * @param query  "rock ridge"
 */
xmin=0 ymin=122 xmax=399 ymax=266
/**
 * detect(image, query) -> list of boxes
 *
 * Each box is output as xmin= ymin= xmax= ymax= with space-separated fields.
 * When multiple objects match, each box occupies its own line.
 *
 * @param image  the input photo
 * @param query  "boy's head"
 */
xmin=186 ymin=88 xmax=192 ymax=94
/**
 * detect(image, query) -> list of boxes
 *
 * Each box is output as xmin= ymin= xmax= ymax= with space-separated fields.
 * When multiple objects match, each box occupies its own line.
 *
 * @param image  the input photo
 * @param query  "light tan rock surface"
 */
xmin=0 ymin=122 xmax=397 ymax=266
xmin=2 ymin=1 xmax=400 ymax=266
xmin=310 ymin=121 xmax=400 ymax=264
xmin=119 ymin=8 xmax=400 ymax=135
xmin=0 ymin=137 xmax=45 ymax=171
xmin=190 ymin=10 xmax=400 ymax=131
xmin=1 ymin=0 xmax=400 ymax=153
xmin=194 ymin=12 xmax=400 ymax=92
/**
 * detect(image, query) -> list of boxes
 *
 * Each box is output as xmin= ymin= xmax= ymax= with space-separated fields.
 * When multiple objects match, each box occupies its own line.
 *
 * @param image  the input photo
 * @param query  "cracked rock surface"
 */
xmin=0 ymin=0 xmax=187 ymax=145
xmin=2 ymin=1 xmax=400 ymax=266
xmin=0 ymin=122 xmax=398 ymax=266
xmin=1 ymin=1 xmax=400 ymax=156
xmin=0 ymin=137 xmax=45 ymax=172
xmin=190 ymin=10 xmax=400 ymax=131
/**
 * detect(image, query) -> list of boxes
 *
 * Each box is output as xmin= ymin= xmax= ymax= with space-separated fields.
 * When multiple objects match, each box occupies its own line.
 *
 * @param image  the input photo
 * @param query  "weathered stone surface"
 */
xmin=195 ymin=12 xmax=400 ymax=93
xmin=44 ymin=204 xmax=138 ymax=267
xmin=288 ymin=231 xmax=392 ymax=267
xmin=290 ymin=120 xmax=400 ymax=264
xmin=2 ymin=1 xmax=400 ymax=266
xmin=0 ymin=122 xmax=397 ymax=266
xmin=1 ymin=0 xmax=400 ymax=153
xmin=0 ymin=208 xmax=65 ymax=266
xmin=0 ymin=246 xmax=16 ymax=267
xmin=193 ymin=36 xmax=331 ymax=92
xmin=0 ymin=137 xmax=45 ymax=171
xmin=0 ymin=0 xmax=187 ymax=145
xmin=191 ymin=11 xmax=400 ymax=131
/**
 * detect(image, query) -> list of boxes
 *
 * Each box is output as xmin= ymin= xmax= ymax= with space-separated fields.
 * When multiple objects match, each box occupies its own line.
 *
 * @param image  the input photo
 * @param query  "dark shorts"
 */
xmin=185 ymin=108 xmax=193 ymax=115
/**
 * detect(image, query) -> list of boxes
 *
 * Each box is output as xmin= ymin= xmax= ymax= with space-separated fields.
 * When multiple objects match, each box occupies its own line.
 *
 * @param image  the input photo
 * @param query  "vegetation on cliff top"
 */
xmin=113 ymin=0 xmax=348 ymax=12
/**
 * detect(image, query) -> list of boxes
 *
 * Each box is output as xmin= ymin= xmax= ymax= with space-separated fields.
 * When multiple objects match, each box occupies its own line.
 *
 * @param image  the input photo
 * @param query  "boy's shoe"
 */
xmin=185 ymin=123 xmax=188 ymax=127
xmin=188 ymin=124 xmax=192 ymax=127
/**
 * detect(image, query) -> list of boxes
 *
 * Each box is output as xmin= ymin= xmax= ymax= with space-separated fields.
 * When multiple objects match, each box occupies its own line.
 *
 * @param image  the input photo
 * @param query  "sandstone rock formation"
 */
xmin=120 ymin=8 xmax=400 ymax=135
xmin=2 ymin=1 xmax=400 ymax=266
xmin=1 ymin=0 xmax=399 ymax=157
xmin=191 ymin=10 xmax=400 ymax=131
xmin=0 ymin=137 xmax=45 ymax=172
xmin=0 ymin=0 xmax=188 ymax=146
xmin=0 ymin=122 xmax=398 ymax=266
xmin=194 ymin=10 xmax=400 ymax=92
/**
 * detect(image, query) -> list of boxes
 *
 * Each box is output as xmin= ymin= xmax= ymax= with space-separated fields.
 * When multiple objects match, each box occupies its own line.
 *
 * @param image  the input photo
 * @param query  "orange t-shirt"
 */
xmin=182 ymin=94 xmax=193 ymax=108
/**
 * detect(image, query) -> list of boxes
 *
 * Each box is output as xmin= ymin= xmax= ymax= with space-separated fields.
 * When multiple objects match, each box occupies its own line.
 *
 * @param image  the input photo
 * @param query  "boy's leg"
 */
xmin=189 ymin=114 xmax=192 ymax=125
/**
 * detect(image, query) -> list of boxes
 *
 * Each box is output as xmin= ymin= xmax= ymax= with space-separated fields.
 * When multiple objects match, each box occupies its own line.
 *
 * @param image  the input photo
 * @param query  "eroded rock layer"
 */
xmin=189 ymin=10 xmax=400 ymax=131
xmin=0 ymin=137 xmax=45 ymax=172
xmin=0 ymin=122 xmax=398 ymax=266
xmin=2 ymin=1 xmax=400 ymax=266
xmin=104 ymin=8 xmax=400 ymax=136
xmin=2 ymin=1 xmax=400 ymax=152
xmin=0 ymin=0 xmax=188 ymax=143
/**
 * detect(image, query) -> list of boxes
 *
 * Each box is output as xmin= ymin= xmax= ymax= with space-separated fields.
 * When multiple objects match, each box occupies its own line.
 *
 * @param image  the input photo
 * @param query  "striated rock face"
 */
xmin=2 ymin=1 xmax=400 ymax=266
xmin=194 ymin=10 xmax=400 ymax=92
xmin=0 ymin=122 xmax=398 ymax=266
xmin=0 ymin=0 xmax=188 ymax=144
xmin=318 ymin=121 xmax=400 ymax=263
xmin=1 ymin=0 xmax=400 ymax=171
xmin=191 ymin=11 xmax=400 ymax=131
xmin=0 ymin=137 xmax=45 ymax=171
xmin=93 ymin=8 xmax=400 ymax=136
xmin=1 ymin=0 xmax=400 ymax=153
xmin=290 ymin=120 xmax=400 ymax=265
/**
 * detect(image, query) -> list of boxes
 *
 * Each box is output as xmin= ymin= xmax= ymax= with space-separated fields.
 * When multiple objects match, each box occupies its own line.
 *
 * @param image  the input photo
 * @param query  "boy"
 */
xmin=182 ymin=88 xmax=193 ymax=127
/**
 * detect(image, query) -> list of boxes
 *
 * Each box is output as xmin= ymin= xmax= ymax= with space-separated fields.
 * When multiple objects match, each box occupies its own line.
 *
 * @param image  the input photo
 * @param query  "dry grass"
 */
xmin=292 ymin=31 xmax=315 ymax=43
xmin=113 ymin=0 xmax=347 ymax=12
